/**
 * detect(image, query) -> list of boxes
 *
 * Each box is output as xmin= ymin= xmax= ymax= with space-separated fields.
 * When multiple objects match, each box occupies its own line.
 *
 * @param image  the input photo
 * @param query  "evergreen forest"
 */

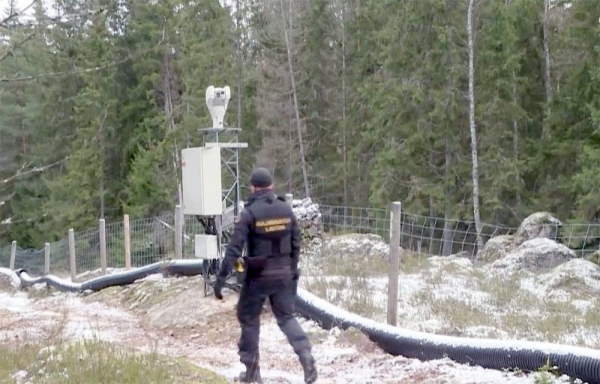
xmin=1 ymin=0 xmax=600 ymax=249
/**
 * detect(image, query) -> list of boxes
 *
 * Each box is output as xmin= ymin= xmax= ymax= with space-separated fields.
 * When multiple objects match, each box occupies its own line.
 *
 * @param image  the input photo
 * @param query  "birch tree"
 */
xmin=467 ymin=0 xmax=483 ymax=250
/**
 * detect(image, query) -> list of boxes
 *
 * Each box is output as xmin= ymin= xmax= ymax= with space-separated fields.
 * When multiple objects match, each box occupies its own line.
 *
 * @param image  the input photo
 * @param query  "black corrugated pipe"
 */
xmin=9 ymin=261 xmax=600 ymax=384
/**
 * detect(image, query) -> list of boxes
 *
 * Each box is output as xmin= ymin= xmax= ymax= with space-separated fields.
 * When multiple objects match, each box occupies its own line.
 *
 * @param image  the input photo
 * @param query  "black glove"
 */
xmin=214 ymin=278 xmax=224 ymax=300
xmin=291 ymin=269 xmax=300 ymax=296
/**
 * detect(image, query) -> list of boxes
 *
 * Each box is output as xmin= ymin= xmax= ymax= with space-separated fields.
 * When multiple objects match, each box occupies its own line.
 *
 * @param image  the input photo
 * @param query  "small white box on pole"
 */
xmin=194 ymin=234 xmax=219 ymax=260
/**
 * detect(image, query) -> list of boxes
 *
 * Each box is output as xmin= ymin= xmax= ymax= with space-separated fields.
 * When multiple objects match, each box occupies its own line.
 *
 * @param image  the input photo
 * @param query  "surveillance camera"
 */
xmin=206 ymin=85 xmax=231 ymax=129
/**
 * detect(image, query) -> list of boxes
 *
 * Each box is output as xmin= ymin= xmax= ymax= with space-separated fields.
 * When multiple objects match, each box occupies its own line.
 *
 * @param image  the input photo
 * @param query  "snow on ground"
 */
xmin=0 ymin=274 xmax=585 ymax=384
xmin=300 ymin=234 xmax=600 ymax=350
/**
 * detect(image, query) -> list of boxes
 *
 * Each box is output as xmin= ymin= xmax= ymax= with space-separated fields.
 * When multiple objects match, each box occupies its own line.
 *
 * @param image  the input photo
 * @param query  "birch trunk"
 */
xmin=467 ymin=0 xmax=484 ymax=251
xmin=341 ymin=2 xmax=348 ymax=206
xmin=442 ymin=139 xmax=454 ymax=257
xmin=236 ymin=0 xmax=242 ymax=129
xmin=542 ymin=0 xmax=552 ymax=138
xmin=512 ymin=73 xmax=521 ymax=206
xmin=163 ymin=44 xmax=182 ymax=205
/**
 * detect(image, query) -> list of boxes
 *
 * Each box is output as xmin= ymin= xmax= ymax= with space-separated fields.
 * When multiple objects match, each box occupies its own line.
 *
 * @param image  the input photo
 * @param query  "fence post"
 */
xmin=68 ymin=229 xmax=76 ymax=282
xmin=124 ymin=214 xmax=131 ymax=269
xmin=175 ymin=204 xmax=183 ymax=259
xmin=44 ymin=242 xmax=50 ymax=275
xmin=9 ymin=241 xmax=16 ymax=270
xmin=285 ymin=193 xmax=293 ymax=207
xmin=99 ymin=219 xmax=107 ymax=274
xmin=387 ymin=201 xmax=401 ymax=326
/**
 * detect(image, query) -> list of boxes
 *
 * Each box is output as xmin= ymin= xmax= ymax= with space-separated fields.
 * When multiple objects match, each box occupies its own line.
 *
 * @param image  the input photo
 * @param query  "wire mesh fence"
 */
xmin=319 ymin=204 xmax=517 ymax=258
xmin=2 ymin=202 xmax=600 ymax=277
xmin=318 ymin=204 xmax=600 ymax=260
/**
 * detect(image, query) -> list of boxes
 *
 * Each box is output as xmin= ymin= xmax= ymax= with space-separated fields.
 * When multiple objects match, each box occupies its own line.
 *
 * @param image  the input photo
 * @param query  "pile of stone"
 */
xmin=292 ymin=198 xmax=322 ymax=238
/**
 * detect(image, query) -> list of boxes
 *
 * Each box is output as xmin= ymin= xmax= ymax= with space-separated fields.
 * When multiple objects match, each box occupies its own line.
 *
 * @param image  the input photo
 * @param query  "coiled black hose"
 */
xmin=10 ymin=260 xmax=600 ymax=384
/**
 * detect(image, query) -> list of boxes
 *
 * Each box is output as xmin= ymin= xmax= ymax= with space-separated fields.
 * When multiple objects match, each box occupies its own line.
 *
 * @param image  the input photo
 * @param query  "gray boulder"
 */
xmin=477 ymin=235 xmax=514 ymax=263
xmin=513 ymin=212 xmax=562 ymax=247
xmin=490 ymin=238 xmax=575 ymax=273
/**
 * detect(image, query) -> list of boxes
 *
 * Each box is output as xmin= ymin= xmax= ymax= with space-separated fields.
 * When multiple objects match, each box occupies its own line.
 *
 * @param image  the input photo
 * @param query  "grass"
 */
xmin=302 ymin=234 xmax=600 ymax=347
xmin=303 ymin=275 xmax=382 ymax=318
xmin=0 ymin=338 xmax=227 ymax=384
xmin=0 ymin=304 xmax=226 ymax=384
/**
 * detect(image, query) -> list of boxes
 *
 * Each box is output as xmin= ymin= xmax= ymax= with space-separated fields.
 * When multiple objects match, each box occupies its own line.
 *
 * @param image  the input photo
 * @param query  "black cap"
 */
xmin=250 ymin=167 xmax=273 ymax=188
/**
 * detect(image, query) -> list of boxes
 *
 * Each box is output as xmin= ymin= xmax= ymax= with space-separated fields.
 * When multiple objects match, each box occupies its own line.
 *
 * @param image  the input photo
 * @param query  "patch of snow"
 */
xmin=324 ymin=234 xmax=389 ymax=257
xmin=11 ymin=370 xmax=28 ymax=383
xmin=428 ymin=255 xmax=474 ymax=270
xmin=0 ymin=291 xmax=32 ymax=312
xmin=139 ymin=273 xmax=164 ymax=282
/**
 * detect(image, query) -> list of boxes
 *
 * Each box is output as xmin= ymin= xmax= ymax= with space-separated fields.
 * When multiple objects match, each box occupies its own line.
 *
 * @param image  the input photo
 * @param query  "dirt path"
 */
xmin=0 ymin=276 xmax=573 ymax=384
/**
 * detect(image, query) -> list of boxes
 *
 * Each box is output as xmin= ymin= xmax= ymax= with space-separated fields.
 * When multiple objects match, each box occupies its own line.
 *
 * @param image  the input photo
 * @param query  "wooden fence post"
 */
xmin=175 ymin=205 xmax=183 ymax=259
xmin=285 ymin=193 xmax=293 ymax=207
xmin=68 ymin=229 xmax=76 ymax=282
xmin=99 ymin=219 xmax=107 ymax=274
xmin=124 ymin=214 xmax=131 ymax=269
xmin=9 ymin=241 xmax=16 ymax=270
xmin=44 ymin=242 xmax=50 ymax=275
xmin=387 ymin=201 xmax=402 ymax=326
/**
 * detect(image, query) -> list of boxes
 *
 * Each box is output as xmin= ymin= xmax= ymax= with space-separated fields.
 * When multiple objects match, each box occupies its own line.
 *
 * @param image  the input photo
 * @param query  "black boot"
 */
xmin=238 ymin=363 xmax=263 ymax=383
xmin=299 ymin=350 xmax=317 ymax=384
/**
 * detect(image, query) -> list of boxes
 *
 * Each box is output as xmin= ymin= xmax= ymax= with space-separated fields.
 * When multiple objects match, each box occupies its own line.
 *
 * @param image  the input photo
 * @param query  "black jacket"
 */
xmin=217 ymin=189 xmax=301 ymax=282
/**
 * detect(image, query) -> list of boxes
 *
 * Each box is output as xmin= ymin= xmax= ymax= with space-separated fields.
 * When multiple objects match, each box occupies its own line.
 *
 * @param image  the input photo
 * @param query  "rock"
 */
xmin=477 ymin=235 xmax=514 ymax=263
xmin=292 ymin=198 xmax=322 ymax=238
xmin=490 ymin=238 xmax=575 ymax=273
xmin=536 ymin=258 xmax=600 ymax=295
xmin=0 ymin=267 xmax=20 ymax=291
xmin=585 ymin=250 xmax=600 ymax=265
xmin=513 ymin=212 xmax=562 ymax=247
xmin=428 ymin=255 xmax=474 ymax=272
xmin=320 ymin=233 xmax=389 ymax=260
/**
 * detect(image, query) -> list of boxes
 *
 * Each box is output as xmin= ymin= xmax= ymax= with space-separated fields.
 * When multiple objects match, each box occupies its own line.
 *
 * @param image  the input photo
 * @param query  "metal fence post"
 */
xmin=175 ymin=204 xmax=183 ymax=259
xmin=387 ymin=201 xmax=401 ymax=326
xmin=124 ymin=214 xmax=131 ymax=269
xmin=99 ymin=219 xmax=107 ymax=274
xmin=9 ymin=241 xmax=16 ymax=270
xmin=68 ymin=229 xmax=76 ymax=282
xmin=44 ymin=242 xmax=50 ymax=275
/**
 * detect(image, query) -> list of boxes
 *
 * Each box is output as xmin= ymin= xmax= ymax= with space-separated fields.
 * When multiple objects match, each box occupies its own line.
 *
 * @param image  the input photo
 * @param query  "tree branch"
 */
xmin=0 ymin=61 xmax=119 ymax=82
xmin=0 ymin=0 xmax=37 ymax=28
xmin=0 ymin=192 xmax=15 ymax=206
xmin=0 ymin=36 xmax=161 ymax=83
xmin=0 ymin=31 xmax=36 ymax=62
xmin=1 ymin=157 xmax=69 ymax=185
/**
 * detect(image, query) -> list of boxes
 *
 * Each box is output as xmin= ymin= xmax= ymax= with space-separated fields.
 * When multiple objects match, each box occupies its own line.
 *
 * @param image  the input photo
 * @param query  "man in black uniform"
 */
xmin=214 ymin=168 xmax=317 ymax=384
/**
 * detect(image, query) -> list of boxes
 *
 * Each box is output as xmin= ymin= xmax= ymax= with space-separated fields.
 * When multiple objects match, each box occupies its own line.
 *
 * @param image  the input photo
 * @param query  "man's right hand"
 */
xmin=214 ymin=278 xmax=224 ymax=300
xmin=291 ymin=269 xmax=300 ymax=296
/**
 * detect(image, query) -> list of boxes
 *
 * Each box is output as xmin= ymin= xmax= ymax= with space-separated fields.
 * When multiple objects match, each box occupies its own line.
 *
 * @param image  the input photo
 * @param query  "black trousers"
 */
xmin=236 ymin=277 xmax=312 ymax=367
